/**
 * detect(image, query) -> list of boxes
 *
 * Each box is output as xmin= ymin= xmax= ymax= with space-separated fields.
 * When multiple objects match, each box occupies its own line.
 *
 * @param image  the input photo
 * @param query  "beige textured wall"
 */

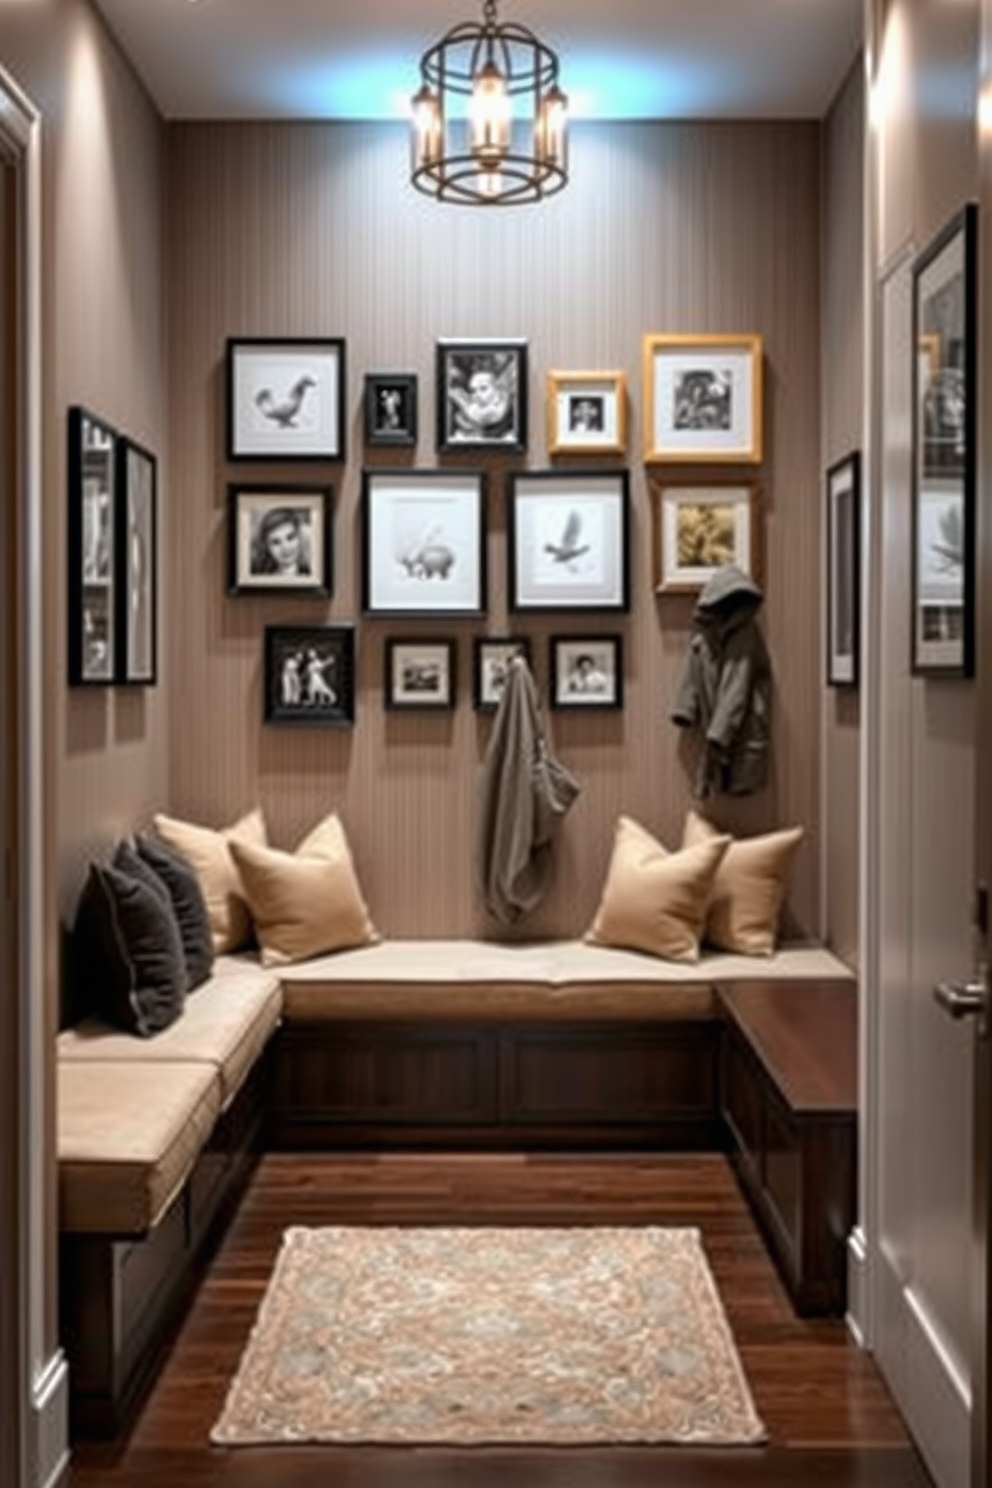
xmin=167 ymin=118 xmax=823 ymax=939
xmin=822 ymin=58 xmax=865 ymax=970
xmin=0 ymin=0 xmax=166 ymax=1362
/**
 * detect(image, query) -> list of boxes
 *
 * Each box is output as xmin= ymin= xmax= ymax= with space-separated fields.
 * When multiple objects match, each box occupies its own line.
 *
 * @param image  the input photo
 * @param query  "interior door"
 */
xmin=870 ymin=247 xmax=977 ymax=1488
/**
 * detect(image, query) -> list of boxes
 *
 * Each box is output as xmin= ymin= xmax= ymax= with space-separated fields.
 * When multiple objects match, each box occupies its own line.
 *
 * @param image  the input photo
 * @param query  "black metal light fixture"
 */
xmin=411 ymin=0 xmax=568 ymax=206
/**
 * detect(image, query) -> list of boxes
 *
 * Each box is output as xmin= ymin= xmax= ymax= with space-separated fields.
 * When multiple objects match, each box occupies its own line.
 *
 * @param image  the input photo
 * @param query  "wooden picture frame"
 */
xmin=436 ymin=338 xmax=528 ymax=453
xmin=508 ymin=469 xmax=630 ymax=613
xmin=911 ymin=202 xmax=976 ymax=676
xmin=384 ymin=638 xmax=457 ymax=710
xmin=643 ymin=333 xmax=763 ymax=464
xmin=227 ymin=337 xmax=346 ymax=461
xmin=826 ymin=452 xmax=860 ymax=687
xmin=546 ymin=370 xmax=627 ymax=456
xmin=550 ymin=634 xmax=623 ymax=710
xmin=227 ymin=483 xmax=333 ymax=596
xmin=362 ymin=468 xmax=487 ymax=618
xmin=263 ymin=624 xmax=355 ymax=725
xmin=67 ymin=405 xmax=118 ymax=686
xmin=652 ymin=482 xmax=761 ymax=594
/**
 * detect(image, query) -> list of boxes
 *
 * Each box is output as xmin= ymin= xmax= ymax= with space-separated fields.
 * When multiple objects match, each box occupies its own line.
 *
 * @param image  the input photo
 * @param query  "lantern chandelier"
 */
xmin=411 ymin=0 xmax=569 ymax=206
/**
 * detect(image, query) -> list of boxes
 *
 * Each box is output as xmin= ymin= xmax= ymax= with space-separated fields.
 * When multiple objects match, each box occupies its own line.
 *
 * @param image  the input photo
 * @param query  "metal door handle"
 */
xmin=933 ymin=978 xmax=988 ymax=1019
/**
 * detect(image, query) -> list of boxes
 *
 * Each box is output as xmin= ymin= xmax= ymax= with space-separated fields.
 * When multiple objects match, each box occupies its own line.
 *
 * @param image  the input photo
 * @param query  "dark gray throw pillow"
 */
xmin=73 ymin=861 xmax=187 ymax=1037
xmin=135 ymin=832 xmax=214 ymax=990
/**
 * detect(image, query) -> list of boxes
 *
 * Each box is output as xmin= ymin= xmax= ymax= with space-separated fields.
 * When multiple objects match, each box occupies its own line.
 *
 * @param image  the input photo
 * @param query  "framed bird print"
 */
xmin=226 ymin=338 xmax=347 ymax=462
xmin=508 ymin=470 xmax=630 ymax=613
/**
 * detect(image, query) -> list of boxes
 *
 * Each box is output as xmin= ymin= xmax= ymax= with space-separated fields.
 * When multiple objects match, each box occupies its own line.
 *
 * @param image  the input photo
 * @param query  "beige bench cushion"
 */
xmin=58 ymin=1060 xmax=222 ymax=1234
xmin=58 ymin=957 xmax=281 ymax=1107
xmin=276 ymin=939 xmax=853 ymax=1023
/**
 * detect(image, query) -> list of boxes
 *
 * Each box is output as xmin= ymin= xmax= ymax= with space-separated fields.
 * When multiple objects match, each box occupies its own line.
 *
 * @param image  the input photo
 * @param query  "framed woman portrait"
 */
xmin=228 ymin=484 xmax=333 ymax=596
xmin=436 ymin=338 xmax=528 ymax=453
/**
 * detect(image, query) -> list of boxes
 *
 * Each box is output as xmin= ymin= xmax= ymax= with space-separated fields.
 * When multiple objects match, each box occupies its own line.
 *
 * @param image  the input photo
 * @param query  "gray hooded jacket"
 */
xmin=670 ymin=565 xmax=770 ymax=798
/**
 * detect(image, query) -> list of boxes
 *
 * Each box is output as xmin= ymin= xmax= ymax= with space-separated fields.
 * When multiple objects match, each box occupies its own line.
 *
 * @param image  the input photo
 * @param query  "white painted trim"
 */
xmin=28 ymin=1353 xmax=68 ymax=1488
xmin=901 ymin=1284 xmax=971 ymax=1488
xmin=846 ymin=1224 xmax=869 ymax=1345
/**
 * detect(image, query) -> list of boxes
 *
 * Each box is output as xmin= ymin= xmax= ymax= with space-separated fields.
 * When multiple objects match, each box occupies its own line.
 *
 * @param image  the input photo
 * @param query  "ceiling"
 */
xmin=90 ymin=0 xmax=863 ymax=123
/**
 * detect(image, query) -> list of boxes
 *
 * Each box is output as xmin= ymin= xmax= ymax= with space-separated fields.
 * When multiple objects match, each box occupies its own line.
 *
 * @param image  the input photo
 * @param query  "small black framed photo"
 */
xmin=550 ymin=635 xmax=623 ymax=710
xmin=264 ymin=624 xmax=355 ymax=726
xmin=226 ymin=337 xmax=346 ymax=461
xmin=473 ymin=636 xmax=532 ymax=711
xmin=385 ymin=638 xmax=456 ymax=710
xmin=365 ymin=373 xmax=418 ymax=447
xmin=826 ymin=452 xmax=860 ymax=687
xmin=508 ymin=469 xmax=630 ymax=613
xmin=228 ymin=484 xmax=333 ymax=596
xmin=68 ymin=405 xmax=118 ymax=686
xmin=436 ymin=338 xmax=527 ymax=453
xmin=117 ymin=437 xmax=157 ymax=685
xmin=362 ymin=467 xmax=487 ymax=618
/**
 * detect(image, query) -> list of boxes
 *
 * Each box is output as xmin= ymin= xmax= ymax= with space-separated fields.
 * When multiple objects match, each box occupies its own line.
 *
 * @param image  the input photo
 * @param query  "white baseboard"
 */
xmin=846 ymin=1225 xmax=868 ymax=1346
xmin=29 ymin=1350 xmax=68 ymax=1488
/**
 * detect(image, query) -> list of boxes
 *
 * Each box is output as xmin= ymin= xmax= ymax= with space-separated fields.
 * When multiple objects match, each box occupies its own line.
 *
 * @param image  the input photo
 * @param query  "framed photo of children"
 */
xmin=826 ymin=452 xmax=860 ymax=687
xmin=550 ymin=635 xmax=623 ymax=710
xmin=116 ymin=437 xmax=157 ymax=685
xmin=546 ymin=371 xmax=627 ymax=456
xmin=651 ymin=482 xmax=761 ymax=594
xmin=384 ymin=638 xmax=456 ymax=710
xmin=473 ymin=636 xmax=532 ymax=711
xmin=911 ymin=202 xmax=976 ymax=676
xmin=362 ymin=468 xmax=487 ymax=618
xmin=264 ymin=624 xmax=355 ymax=726
xmin=364 ymin=373 xmax=417 ymax=448
xmin=226 ymin=337 xmax=346 ymax=461
xmin=228 ymin=484 xmax=333 ymax=596
xmin=508 ymin=470 xmax=630 ymax=613
xmin=436 ymin=338 xmax=528 ymax=453
xmin=643 ymin=333 xmax=763 ymax=464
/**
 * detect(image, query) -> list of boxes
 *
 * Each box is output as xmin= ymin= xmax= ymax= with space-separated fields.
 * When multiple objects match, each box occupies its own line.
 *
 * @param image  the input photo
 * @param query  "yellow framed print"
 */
xmin=643 ymin=333 xmax=763 ymax=464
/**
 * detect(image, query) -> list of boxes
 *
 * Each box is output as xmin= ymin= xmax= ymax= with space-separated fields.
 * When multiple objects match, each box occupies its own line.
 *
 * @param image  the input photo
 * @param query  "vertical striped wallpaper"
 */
xmin=166 ymin=117 xmax=823 ymax=939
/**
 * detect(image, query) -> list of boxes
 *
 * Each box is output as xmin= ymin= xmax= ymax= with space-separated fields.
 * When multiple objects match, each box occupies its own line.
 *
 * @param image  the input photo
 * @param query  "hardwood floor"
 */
xmin=66 ymin=1152 xmax=933 ymax=1488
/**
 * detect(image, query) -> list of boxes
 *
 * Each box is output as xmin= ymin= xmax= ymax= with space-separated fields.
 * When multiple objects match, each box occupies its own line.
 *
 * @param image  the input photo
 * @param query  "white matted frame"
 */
xmin=227 ymin=483 xmax=333 ymax=597
xmin=226 ymin=337 xmax=346 ymax=461
xmin=546 ymin=370 xmax=627 ymax=456
xmin=385 ymin=637 xmax=457 ymax=710
xmin=652 ymin=482 xmax=761 ymax=594
xmin=362 ymin=468 xmax=487 ymax=618
xmin=508 ymin=469 xmax=630 ymax=613
xmin=550 ymin=634 xmax=623 ymax=710
xmin=643 ymin=333 xmax=763 ymax=464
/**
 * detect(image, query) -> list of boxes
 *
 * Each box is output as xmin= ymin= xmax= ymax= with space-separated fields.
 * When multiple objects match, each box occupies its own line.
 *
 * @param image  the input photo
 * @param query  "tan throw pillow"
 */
xmin=585 ymin=815 xmax=731 ymax=963
xmin=152 ymin=807 xmax=267 ymax=954
xmin=683 ymin=808 xmax=804 ymax=956
xmin=228 ymin=812 xmax=379 ymax=967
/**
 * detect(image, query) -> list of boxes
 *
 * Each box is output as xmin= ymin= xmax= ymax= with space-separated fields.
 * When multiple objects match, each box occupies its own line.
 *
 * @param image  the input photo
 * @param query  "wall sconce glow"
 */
xmin=410 ymin=0 xmax=568 ymax=206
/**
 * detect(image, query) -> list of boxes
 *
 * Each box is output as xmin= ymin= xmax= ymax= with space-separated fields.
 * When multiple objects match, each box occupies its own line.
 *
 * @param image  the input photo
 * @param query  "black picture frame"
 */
xmin=472 ymin=635 xmax=532 ymax=712
xmin=116 ymin=437 xmax=158 ymax=686
xmin=263 ymin=624 xmax=355 ymax=726
xmin=226 ymin=337 xmax=347 ymax=462
xmin=436 ymin=338 xmax=528 ymax=453
xmin=364 ymin=373 xmax=418 ymax=448
xmin=911 ymin=202 xmax=976 ymax=677
xmin=361 ymin=467 xmax=487 ymax=618
xmin=67 ymin=405 xmax=119 ymax=686
xmin=549 ymin=634 xmax=624 ymax=710
xmin=227 ymin=483 xmax=333 ymax=597
xmin=826 ymin=451 xmax=860 ymax=687
xmin=508 ymin=469 xmax=630 ymax=613
xmin=384 ymin=637 xmax=457 ymax=710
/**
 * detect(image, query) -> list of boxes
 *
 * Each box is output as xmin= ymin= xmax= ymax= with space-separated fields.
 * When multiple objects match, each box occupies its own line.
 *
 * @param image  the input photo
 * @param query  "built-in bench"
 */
xmin=56 ymin=937 xmax=855 ymax=1436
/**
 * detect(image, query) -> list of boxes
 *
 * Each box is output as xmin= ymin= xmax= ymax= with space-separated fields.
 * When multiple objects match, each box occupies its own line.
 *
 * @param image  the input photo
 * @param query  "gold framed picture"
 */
xmin=546 ymin=370 xmax=627 ymax=456
xmin=652 ymin=482 xmax=761 ymax=594
xmin=642 ymin=333 xmax=763 ymax=464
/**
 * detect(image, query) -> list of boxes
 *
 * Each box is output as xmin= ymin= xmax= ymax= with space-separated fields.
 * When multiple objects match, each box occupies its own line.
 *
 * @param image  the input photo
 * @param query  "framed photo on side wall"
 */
xmin=227 ymin=337 xmax=347 ymax=461
xmin=643 ymin=333 xmax=763 ymax=464
xmin=116 ymin=437 xmax=157 ymax=685
xmin=228 ymin=484 xmax=333 ymax=596
xmin=826 ymin=452 xmax=860 ymax=687
xmin=67 ymin=405 xmax=118 ymax=686
xmin=911 ymin=202 xmax=976 ymax=676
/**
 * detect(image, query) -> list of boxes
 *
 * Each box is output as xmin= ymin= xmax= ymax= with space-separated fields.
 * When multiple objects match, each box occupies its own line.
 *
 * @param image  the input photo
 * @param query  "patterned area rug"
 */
xmin=211 ymin=1225 xmax=766 ymax=1447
